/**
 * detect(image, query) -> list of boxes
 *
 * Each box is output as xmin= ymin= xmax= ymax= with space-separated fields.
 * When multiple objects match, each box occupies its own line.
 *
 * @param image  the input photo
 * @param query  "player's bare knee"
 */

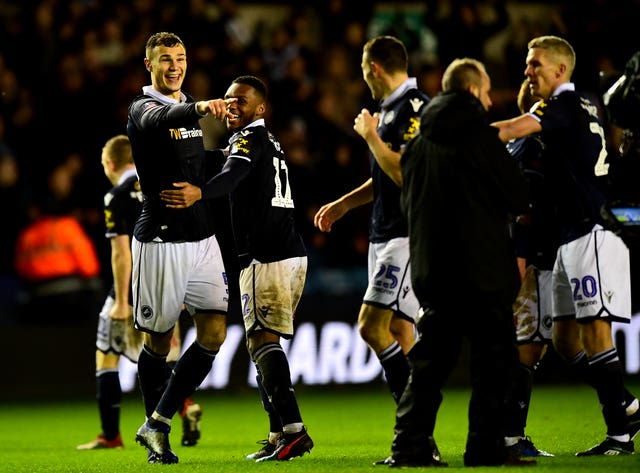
xmin=144 ymin=331 xmax=173 ymax=356
xmin=358 ymin=320 xmax=379 ymax=345
xmin=193 ymin=311 xmax=226 ymax=349
xmin=579 ymin=324 xmax=615 ymax=356
xmin=518 ymin=343 xmax=545 ymax=367
xmin=552 ymin=333 xmax=580 ymax=360
xmin=390 ymin=318 xmax=416 ymax=353
xmin=247 ymin=330 xmax=278 ymax=355
xmin=359 ymin=322 xmax=395 ymax=354
xmin=196 ymin=330 xmax=226 ymax=352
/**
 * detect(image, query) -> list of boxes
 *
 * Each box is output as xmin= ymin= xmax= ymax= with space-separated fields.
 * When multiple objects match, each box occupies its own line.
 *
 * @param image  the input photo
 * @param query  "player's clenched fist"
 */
xmin=353 ymin=108 xmax=380 ymax=141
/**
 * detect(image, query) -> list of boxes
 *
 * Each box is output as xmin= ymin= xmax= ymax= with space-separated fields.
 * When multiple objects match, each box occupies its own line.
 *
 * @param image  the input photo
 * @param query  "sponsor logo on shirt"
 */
xmin=169 ymin=128 xmax=203 ymax=140
xmin=409 ymin=98 xmax=425 ymax=113
xmin=232 ymin=137 xmax=250 ymax=155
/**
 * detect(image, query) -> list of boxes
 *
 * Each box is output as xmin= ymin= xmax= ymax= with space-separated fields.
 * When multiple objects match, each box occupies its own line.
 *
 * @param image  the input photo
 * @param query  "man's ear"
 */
xmin=144 ymin=58 xmax=152 ymax=72
xmin=371 ymin=61 xmax=382 ymax=77
xmin=557 ymin=63 xmax=566 ymax=78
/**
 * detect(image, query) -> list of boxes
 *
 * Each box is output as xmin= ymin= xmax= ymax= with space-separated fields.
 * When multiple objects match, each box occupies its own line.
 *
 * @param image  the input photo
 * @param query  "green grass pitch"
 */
xmin=2 ymin=382 xmax=639 ymax=472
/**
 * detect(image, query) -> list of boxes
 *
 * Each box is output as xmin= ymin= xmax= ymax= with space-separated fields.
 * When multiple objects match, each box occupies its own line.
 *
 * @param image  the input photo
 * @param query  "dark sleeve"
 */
xmin=205 ymin=149 xmax=227 ymax=179
xmin=130 ymin=98 xmax=201 ymax=130
xmin=397 ymin=96 xmax=428 ymax=149
xmin=201 ymin=157 xmax=251 ymax=200
xmin=535 ymin=95 xmax=571 ymax=130
xmin=483 ymin=130 xmax=530 ymax=216
xmin=105 ymin=191 xmax=126 ymax=238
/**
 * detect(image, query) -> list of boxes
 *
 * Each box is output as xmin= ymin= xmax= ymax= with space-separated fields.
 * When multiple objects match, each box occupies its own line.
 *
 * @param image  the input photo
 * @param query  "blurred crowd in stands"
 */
xmin=1 ymin=0 xmax=639 ymax=322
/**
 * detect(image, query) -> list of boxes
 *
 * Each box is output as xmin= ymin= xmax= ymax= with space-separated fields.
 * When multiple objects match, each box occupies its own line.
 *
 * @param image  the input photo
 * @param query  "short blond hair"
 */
xmin=103 ymin=135 xmax=133 ymax=169
xmin=528 ymin=35 xmax=576 ymax=78
xmin=441 ymin=58 xmax=487 ymax=93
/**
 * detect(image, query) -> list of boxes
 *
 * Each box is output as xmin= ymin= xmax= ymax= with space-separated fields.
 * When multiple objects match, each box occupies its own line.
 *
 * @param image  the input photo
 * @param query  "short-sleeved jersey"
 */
xmin=226 ymin=120 xmax=306 ymax=268
xmin=127 ymin=89 xmax=215 ymax=242
xmin=529 ymin=84 xmax=610 ymax=244
xmin=370 ymin=78 xmax=429 ymax=243
xmin=103 ymin=169 xmax=142 ymax=300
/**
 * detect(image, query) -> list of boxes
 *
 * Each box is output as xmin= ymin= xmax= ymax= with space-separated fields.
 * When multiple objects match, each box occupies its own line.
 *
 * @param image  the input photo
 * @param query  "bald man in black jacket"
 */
xmin=380 ymin=58 xmax=530 ymax=467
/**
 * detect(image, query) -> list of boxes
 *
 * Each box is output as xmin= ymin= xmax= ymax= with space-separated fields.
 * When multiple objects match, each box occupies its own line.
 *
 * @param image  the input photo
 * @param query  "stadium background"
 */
xmin=1 ymin=0 xmax=639 ymax=401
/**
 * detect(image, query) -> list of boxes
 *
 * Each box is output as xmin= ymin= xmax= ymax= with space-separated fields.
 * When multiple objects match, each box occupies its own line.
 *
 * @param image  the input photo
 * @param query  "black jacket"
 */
xmin=400 ymin=91 xmax=529 ymax=306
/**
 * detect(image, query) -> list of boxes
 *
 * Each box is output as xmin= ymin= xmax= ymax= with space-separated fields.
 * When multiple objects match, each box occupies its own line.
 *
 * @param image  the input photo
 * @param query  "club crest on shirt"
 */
xmin=383 ymin=110 xmax=395 ymax=125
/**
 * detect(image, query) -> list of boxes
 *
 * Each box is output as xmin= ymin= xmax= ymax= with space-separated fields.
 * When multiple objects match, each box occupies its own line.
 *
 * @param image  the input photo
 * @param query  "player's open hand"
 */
xmin=314 ymin=201 xmax=347 ymax=232
xmin=159 ymin=182 xmax=202 ymax=208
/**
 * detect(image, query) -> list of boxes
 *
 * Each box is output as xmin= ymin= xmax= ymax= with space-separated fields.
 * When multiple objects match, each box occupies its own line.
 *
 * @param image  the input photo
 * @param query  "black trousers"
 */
xmin=391 ymin=289 xmax=519 ymax=464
